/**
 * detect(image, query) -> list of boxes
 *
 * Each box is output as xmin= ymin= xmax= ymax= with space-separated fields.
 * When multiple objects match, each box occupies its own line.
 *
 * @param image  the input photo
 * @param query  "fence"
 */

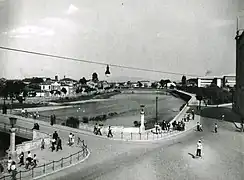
xmin=0 ymin=138 xmax=88 ymax=180
xmin=0 ymin=122 xmax=33 ymax=139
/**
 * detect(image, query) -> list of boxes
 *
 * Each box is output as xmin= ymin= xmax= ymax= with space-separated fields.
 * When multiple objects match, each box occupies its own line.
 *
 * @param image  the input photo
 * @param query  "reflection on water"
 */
xmin=39 ymin=93 xmax=185 ymax=127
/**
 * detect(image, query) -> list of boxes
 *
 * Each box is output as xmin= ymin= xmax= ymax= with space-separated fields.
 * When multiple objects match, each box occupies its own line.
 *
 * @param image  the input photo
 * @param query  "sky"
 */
xmin=0 ymin=0 xmax=243 ymax=81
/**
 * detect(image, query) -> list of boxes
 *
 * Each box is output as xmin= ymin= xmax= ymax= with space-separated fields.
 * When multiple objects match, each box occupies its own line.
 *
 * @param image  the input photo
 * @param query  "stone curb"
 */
xmin=33 ymin=148 xmax=91 ymax=180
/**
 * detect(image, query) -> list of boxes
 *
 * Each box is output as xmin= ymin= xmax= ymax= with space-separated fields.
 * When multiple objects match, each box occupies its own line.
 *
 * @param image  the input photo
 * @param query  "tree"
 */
xmin=159 ymin=79 xmax=166 ymax=88
xmin=127 ymin=81 xmax=131 ymax=88
xmin=196 ymin=93 xmax=203 ymax=109
xmin=31 ymin=78 xmax=44 ymax=84
xmin=137 ymin=81 xmax=143 ymax=88
xmin=92 ymin=72 xmax=99 ymax=82
xmin=55 ymin=91 xmax=61 ymax=96
xmin=61 ymin=87 xmax=67 ymax=95
xmin=151 ymin=82 xmax=157 ymax=89
xmin=181 ymin=75 xmax=187 ymax=86
xmin=79 ymin=77 xmax=87 ymax=84
xmin=66 ymin=117 xmax=80 ymax=128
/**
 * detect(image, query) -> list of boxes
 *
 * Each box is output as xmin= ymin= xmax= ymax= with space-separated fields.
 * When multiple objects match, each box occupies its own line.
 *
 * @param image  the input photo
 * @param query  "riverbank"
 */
xmin=1 ymin=91 xmax=120 ymax=110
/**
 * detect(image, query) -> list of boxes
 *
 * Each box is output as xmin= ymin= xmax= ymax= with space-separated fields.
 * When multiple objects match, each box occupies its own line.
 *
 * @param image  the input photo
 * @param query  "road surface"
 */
xmin=42 ymin=112 xmax=244 ymax=180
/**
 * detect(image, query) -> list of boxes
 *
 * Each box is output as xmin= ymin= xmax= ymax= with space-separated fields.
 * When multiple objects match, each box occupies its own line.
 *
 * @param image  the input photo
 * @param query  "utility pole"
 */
xmin=156 ymin=96 xmax=158 ymax=124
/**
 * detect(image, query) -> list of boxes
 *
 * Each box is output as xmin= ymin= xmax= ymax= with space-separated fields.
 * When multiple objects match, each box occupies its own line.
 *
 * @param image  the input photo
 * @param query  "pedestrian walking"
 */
xmin=33 ymin=154 xmax=38 ymax=168
xmin=107 ymin=126 xmax=113 ymax=138
xmin=71 ymin=134 xmax=75 ymax=145
xmin=41 ymin=138 xmax=45 ymax=150
xmin=51 ymin=138 xmax=56 ymax=152
xmin=199 ymin=124 xmax=203 ymax=131
xmin=196 ymin=140 xmax=202 ymax=157
xmin=94 ymin=123 xmax=98 ymax=135
xmin=56 ymin=137 xmax=62 ymax=151
xmin=97 ymin=125 xmax=102 ymax=136
xmin=50 ymin=115 xmax=54 ymax=126
xmin=214 ymin=123 xmax=218 ymax=133
xmin=197 ymin=122 xmax=200 ymax=131
xmin=68 ymin=133 xmax=72 ymax=146
xmin=191 ymin=110 xmax=195 ymax=120
xmin=7 ymin=157 xmax=13 ymax=173
xmin=53 ymin=131 xmax=58 ymax=142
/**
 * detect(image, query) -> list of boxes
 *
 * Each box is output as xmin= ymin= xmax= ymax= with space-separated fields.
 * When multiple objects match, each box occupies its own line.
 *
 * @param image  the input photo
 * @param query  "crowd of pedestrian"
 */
xmin=93 ymin=124 xmax=113 ymax=138
xmin=51 ymin=131 xmax=62 ymax=152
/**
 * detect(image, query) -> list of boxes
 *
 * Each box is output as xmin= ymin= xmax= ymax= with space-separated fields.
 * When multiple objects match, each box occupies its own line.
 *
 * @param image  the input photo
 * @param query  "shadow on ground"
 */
xmin=188 ymin=153 xmax=195 ymax=159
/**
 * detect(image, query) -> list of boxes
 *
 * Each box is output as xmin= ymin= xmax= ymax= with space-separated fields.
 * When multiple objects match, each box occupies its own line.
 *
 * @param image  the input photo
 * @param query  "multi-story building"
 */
xmin=233 ymin=30 xmax=244 ymax=120
xmin=197 ymin=76 xmax=222 ymax=87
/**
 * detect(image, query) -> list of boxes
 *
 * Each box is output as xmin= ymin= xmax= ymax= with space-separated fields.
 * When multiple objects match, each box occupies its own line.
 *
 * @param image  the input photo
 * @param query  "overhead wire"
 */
xmin=0 ymin=46 xmax=200 ymax=77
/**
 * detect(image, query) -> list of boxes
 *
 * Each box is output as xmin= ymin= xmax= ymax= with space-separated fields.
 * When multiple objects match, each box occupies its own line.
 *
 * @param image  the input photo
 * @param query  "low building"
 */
xmin=197 ymin=76 xmax=222 ymax=87
xmin=223 ymin=75 xmax=236 ymax=87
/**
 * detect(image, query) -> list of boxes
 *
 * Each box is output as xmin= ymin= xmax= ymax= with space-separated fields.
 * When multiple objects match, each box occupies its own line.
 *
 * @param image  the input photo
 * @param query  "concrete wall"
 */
xmin=16 ymin=130 xmax=51 ymax=154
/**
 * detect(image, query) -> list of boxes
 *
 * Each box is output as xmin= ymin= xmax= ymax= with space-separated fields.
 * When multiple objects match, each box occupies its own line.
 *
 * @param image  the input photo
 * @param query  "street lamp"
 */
xmin=9 ymin=117 xmax=17 ymax=158
xmin=140 ymin=105 xmax=145 ymax=132
xmin=156 ymin=97 xmax=158 ymax=124
xmin=105 ymin=65 xmax=111 ymax=77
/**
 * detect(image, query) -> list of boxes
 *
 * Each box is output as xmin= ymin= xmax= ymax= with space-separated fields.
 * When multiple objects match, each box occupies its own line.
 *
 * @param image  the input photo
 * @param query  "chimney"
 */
xmin=55 ymin=75 xmax=58 ymax=81
xmin=64 ymin=75 xmax=66 ymax=79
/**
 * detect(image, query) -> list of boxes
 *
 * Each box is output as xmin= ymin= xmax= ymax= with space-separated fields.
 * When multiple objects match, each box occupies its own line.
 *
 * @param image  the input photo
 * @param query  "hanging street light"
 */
xmin=105 ymin=65 xmax=111 ymax=77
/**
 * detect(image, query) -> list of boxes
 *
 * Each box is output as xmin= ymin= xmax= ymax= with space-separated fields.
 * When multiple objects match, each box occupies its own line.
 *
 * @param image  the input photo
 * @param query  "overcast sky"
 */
xmin=0 ymin=0 xmax=243 ymax=81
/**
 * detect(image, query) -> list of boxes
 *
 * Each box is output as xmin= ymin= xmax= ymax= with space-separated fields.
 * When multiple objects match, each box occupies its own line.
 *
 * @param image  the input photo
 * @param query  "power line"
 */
xmin=0 ymin=46 xmax=200 ymax=77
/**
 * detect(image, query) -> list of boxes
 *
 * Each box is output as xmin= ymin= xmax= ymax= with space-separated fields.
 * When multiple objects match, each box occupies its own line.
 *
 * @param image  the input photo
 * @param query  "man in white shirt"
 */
xmin=196 ymin=140 xmax=202 ymax=157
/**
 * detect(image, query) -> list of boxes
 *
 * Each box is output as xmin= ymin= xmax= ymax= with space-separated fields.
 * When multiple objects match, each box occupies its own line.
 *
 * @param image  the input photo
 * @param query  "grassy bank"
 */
xmin=0 ymin=91 xmax=121 ymax=109
xmin=50 ymin=91 xmax=120 ymax=103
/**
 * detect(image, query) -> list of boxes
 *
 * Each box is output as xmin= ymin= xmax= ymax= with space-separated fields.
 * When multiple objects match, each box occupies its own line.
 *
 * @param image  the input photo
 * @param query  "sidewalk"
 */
xmin=0 ymin=140 xmax=87 ymax=180
xmin=105 ymin=115 xmax=198 ymax=141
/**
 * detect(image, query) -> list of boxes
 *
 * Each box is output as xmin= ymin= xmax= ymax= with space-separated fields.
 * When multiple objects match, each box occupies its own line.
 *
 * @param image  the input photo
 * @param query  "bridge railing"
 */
xmin=0 ymin=138 xmax=89 ymax=180
xmin=0 ymin=122 xmax=33 ymax=139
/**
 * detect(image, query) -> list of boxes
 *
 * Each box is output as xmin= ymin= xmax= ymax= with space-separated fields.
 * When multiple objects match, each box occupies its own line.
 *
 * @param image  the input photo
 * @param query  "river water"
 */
xmin=39 ymin=91 xmax=186 ymax=128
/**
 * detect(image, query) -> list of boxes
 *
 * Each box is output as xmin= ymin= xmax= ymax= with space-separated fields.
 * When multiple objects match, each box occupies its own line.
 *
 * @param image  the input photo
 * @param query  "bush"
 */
xmin=66 ymin=117 xmax=79 ymax=128
xmin=82 ymin=116 xmax=89 ymax=123
xmin=133 ymin=121 xmax=140 ymax=127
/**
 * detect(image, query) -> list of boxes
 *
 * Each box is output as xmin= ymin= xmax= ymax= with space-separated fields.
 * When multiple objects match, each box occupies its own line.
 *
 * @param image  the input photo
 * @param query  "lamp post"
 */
xmin=140 ymin=105 xmax=145 ymax=132
xmin=156 ymin=97 xmax=158 ymax=124
xmin=9 ymin=117 xmax=17 ymax=158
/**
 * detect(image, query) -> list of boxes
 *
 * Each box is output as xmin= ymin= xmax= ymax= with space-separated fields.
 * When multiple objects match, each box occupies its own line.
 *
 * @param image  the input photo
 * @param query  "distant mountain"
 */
xmin=107 ymin=76 xmax=156 ymax=83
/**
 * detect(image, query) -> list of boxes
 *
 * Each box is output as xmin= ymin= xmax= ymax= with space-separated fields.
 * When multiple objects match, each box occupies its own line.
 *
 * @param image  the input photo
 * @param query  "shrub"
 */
xmin=66 ymin=116 xmax=79 ymax=128
xmin=82 ymin=116 xmax=89 ymax=123
xmin=134 ymin=121 xmax=140 ymax=127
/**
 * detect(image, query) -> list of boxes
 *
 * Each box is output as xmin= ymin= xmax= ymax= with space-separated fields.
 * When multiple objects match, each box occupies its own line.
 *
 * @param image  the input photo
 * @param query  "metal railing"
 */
xmin=0 ymin=138 xmax=88 ymax=180
xmin=10 ymin=109 xmax=191 ymax=141
xmin=0 ymin=122 xmax=33 ymax=139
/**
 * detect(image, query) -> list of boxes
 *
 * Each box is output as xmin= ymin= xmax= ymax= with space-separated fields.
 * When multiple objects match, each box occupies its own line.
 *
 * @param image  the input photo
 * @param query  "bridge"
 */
xmin=0 ymin=122 xmax=33 ymax=140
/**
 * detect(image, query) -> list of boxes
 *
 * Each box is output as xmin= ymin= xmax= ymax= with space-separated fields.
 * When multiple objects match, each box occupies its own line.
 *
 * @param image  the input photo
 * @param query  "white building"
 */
xmin=223 ymin=75 xmax=236 ymax=87
xmin=197 ymin=76 xmax=222 ymax=87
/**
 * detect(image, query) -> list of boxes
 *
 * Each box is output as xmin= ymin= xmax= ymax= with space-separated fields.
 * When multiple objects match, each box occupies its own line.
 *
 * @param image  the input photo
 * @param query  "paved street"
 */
xmin=40 ymin=108 xmax=243 ymax=180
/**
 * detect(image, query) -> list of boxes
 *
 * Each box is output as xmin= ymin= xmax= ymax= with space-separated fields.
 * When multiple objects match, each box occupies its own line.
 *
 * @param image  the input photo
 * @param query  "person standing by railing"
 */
xmin=0 ymin=161 xmax=4 ymax=174
xmin=18 ymin=152 xmax=24 ymax=166
xmin=7 ymin=157 xmax=12 ymax=173
xmin=11 ymin=161 xmax=17 ymax=180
